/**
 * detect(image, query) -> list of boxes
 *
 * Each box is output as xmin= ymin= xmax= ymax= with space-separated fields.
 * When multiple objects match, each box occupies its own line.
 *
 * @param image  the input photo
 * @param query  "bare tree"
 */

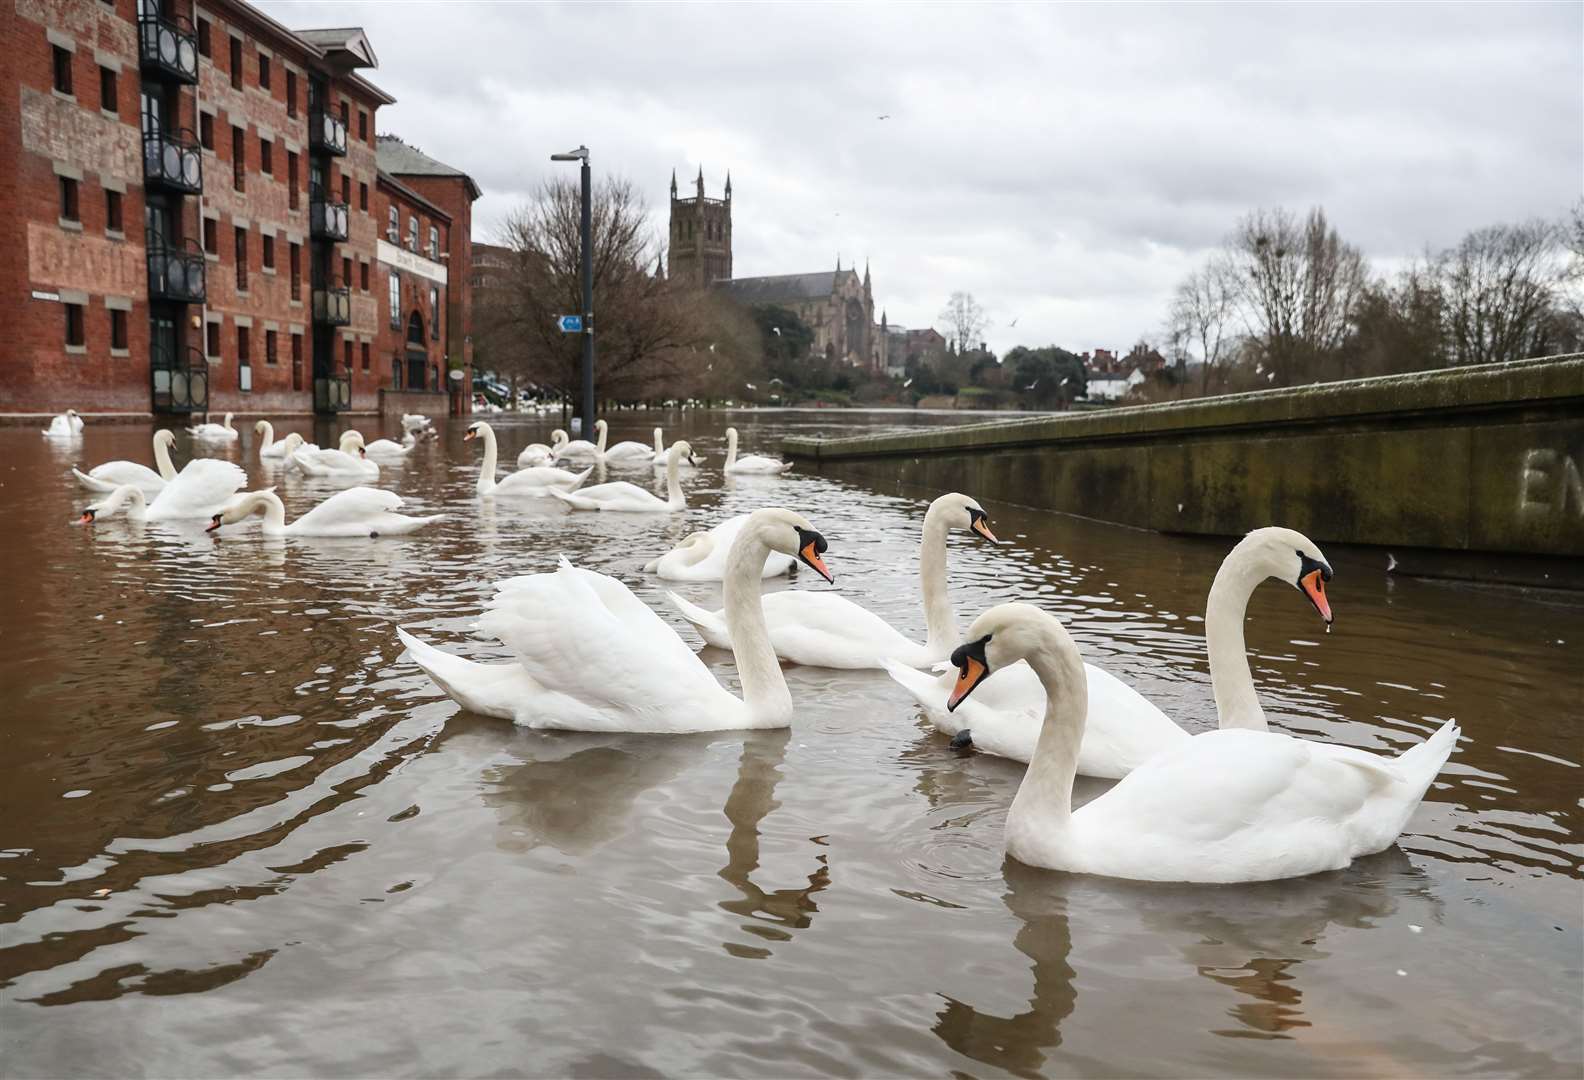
xmin=485 ymin=176 xmax=701 ymax=408
xmin=1228 ymin=207 xmax=1369 ymax=385
xmin=1169 ymin=254 xmax=1237 ymax=395
xmin=940 ymin=291 xmax=986 ymax=354
xmin=1437 ymin=220 xmax=1568 ymax=366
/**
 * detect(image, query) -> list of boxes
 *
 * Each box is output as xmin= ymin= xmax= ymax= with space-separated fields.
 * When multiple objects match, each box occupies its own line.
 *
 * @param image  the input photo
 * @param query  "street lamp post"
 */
xmin=551 ymin=146 xmax=594 ymax=437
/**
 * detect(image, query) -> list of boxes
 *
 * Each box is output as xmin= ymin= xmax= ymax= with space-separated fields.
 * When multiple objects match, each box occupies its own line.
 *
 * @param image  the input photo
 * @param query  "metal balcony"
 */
xmin=137 ymin=13 xmax=199 ymax=85
xmin=146 ymin=237 xmax=206 ymax=304
xmin=315 ymin=373 xmax=351 ymax=413
xmin=151 ymin=344 xmax=208 ymax=413
xmin=142 ymin=128 xmax=203 ymax=195
xmin=309 ymin=191 xmax=349 ymax=241
xmin=312 ymin=278 xmax=351 ymax=325
xmin=308 ymin=110 xmax=347 ymax=156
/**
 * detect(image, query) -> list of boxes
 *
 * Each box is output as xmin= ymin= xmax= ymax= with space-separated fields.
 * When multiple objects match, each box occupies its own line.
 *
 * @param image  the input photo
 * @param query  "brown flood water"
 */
xmin=1 ymin=409 xmax=1580 ymax=1078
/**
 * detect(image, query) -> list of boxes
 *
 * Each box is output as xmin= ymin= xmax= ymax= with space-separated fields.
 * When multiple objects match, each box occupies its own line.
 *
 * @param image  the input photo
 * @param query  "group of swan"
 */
xmin=466 ymin=421 xmax=589 ymax=497
xmin=399 ymin=490 xmax=1458 ymax=885
xmin=553 ymin=441 xmax=700 ymax=513
xmin=79 ymin=457 xmax=246 ymax=524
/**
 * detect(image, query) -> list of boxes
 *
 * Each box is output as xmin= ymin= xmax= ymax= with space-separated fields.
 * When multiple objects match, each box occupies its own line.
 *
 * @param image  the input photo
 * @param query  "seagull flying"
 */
xmin=902 ymin=377 xmax=913 ymax=388
xmin=878 ymin=114 xmax=890 ymax=120
xmin=1009 ymin=317 xmax=1020 ymax=327
xmin=771 ymin=327 xmax=782 ymax=336
xmin=1024 ymin=379 xmax=1039 ymax=391
xmin=708 ymin=343 xmax=716 ymax=352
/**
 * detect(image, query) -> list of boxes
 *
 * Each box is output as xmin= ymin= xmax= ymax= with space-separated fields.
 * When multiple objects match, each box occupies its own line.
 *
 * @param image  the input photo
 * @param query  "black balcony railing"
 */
xmin=142 ymin=128 xmax=203 ymax=194
xmin=151 ymin=344 xmax=208 ymax=413
xmin=315 ymin=373 xmax=352 ymax=413
xmin=138 ymin=13 xmax=199 ymax=84
xmin=308 ymin=110 xmax=347 ymax=156
xmin=311 ymin=277 xmax=351 ymax=325
xmin=146 ymin=236 xmax=206 ymax=304
xmin=309 ymin=189 xmax=349 ymax=241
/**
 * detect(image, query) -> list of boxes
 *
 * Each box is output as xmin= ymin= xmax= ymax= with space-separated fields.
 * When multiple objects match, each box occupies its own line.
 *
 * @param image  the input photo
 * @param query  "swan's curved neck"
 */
xmin=664 ymin=449 xmax=686 ymax=508
xmin=223 ymin=413 xmax=235 ymax=431
xmin=153 ymin=434 xmax=177 ymax=480
xmin=1206 ymin=541 xmax=1269 ymax=731
xmin=244 ymin=490 xmax=288 ymax=533
xmin=105 ymin=484 xmax=148 ymax=520
xmin=595 ymin=421 xmax=607 ymax=454
xmin=476 ymin=426 xmax=498 ymax=494
xmin=918 ymin=503 xmax=960 ymax=656
xmin=725 ymin=429 xmax=738 ymax=469
xmin=257 ymin=422 xmax=274 ymax=453
xmin=723 ymin=527 xmax=791 ymax=724
xmin=653 ymin=428 xmax=663 ymax=455
xmin=1009 ymin=624 xmax=1089 ymax=833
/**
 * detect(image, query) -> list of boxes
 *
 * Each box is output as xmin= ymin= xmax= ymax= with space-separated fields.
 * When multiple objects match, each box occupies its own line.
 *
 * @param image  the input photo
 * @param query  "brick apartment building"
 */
xmin=2 ymin=0 xmax=479 ymax=418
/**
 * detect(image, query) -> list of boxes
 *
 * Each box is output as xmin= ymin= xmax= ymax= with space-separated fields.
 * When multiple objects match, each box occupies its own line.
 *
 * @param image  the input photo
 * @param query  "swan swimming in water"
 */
xmin=73 ymin=429 xmax=179 ymax=495
xmin=208 ymin=486 xmax=443 ymax=538
xmin=255 ymin=420 xmax=316 ymax=462
xmin=644 ymin=513 xmax=795 ymax=580
xmin=78 ymin=458 xmax=246 ymax=523
xmin=289 ymin=431 xmax=379 ymax=479
xmin=397 ymin=507 xmax=835 ymax=733
xmin=723 ymin=426 xmax=792 ymax=475
xmin=554 ymin=418 xmax=608 ymax=463
xmin=518 ymin=430 xmax=568 ymax=468
xmin=187 ymin=412 xmax=238 ymax=440
xmin=552 ymin=440 xmax=699 ymax=513
xmin=943 ymin=602 xmax=1459 ymax=883
xmin=42 ymin=410 xmax=84 ymax=438
xmin=467 ymin=421 xmax=589 ymax=496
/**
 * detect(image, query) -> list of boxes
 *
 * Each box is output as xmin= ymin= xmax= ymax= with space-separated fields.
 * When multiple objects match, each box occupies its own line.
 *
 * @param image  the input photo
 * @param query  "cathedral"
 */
xmin=669 ymin=170 xmax=896 ymax=373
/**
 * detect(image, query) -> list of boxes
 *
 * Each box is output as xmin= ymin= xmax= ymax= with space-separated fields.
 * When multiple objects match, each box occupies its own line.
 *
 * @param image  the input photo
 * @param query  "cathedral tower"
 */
xmin=668 ymin=167 xmax=732 ymax=288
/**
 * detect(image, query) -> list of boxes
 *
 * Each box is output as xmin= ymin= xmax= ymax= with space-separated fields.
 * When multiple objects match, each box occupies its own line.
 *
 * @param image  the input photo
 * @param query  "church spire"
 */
xmin=835 ymin=253 xmax=841 ymax=272
xmin=724 ymin=170 xmax=732 ymax=200
xmin=863 ymin=259 xmax=871 ymax=294
xmin=670 ymin=168 xmax=677 ymax=198
xmin=696 ymin=165 xmax=704 ymax=199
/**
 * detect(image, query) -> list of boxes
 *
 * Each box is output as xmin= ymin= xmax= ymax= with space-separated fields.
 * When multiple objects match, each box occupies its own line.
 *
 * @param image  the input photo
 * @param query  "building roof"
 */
xmin=377 ymin=136 xmax=483 ymax=201
xmin=376 ymin=171 xmax=452 ymax=223
xmin=294 ymin=27 xmax=378 ymax=67
xmin=717 ymin=271 xmax=841 ymax=305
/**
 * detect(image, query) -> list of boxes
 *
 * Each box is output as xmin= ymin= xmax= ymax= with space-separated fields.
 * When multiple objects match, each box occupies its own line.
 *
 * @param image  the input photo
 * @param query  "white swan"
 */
xmin=724 ymin=426 xmax=792 ymax=475
xmin=517 ymin=429 xmax=568 ymax=468
xmin=291 ymin=430 xmax=379 ymax=478
xmin=364 ymin=432 xmax=419 ymax=458
xmin=554 ymin=418 xmax=608 ymax=463
xmin=644 ymin=513 xmax=795 ymax=580
xmin=401 ymin=413 xmax=434 ymax=435
xmin=255 ymin=420 xmax=317 ymax=461
xmin=602 ymin=428 xmax=655 ymax=464
xmin=651 ymin=427 xmax=698 ymax=473
xmin=944 ymin=602 xmax=1459 ymax=883
xmin=79 ymin=458 xmax=246 ymax=523
xmin=552 ymin=440 xmax=698 ymax=513
xmin=468 ymin=421 xmax=590 ymax=497
xmin=885 ymin=527 xmax=1341 ymax=778
xmin=73 ymin=429 xmax=179 ymax=495
xmin=187 ymin=412 xmax=238 ymax=440
xmin=396 ymin=507 xmax=836 ymax=733
xmin=668 ymin=492 xmax=1001 ymax=669
xmin=208 ymin=486 xmax=443 ymax=538
xmin=43 ymin=409 xmax=84 ymax=438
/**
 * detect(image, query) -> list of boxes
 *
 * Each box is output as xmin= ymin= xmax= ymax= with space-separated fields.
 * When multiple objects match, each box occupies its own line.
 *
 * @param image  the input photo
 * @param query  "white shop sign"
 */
xmin=376 ymin=240 xmax=448 ymax=286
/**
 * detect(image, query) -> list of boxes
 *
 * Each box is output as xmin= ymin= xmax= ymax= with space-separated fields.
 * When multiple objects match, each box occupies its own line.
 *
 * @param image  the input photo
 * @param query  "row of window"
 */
xmin=385 ymin=206 xmax=444 ymax=260
xmin=62 ymin=303 xmax=129 ymax=350
xmin=385 ymin=270 xmax=442 ymax=341
xmin=193 ymin=19 xmax=376 ymax=145
xmin=58 ymin=176 xmax=125 ymax=233
xmin=51 ymin=45 xmax=121 ymax=116
xmin=198 ymin=115 xmax=369 ymax=212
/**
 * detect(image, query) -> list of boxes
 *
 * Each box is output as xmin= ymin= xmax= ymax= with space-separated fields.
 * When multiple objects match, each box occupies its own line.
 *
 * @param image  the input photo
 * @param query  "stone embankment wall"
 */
xmin=784 ymin=356 xmax=1584 ymax=588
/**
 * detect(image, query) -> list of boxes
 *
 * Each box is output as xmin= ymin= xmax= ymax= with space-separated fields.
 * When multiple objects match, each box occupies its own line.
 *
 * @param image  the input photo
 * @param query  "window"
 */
xmin=287 ymin=151 xmax=298 ymax=209
xmin=199 ymin=112 xmax=213 ymax=149
xmin=343 ymin=338 xmax=353 ymax=373
xmin=59 ymin=177 xmax=79 ymax=223
xmin=206 ymin=321 xmax=221 ymax=358
xmin=429 ymin=225 xmax=439 ymax=260
xmin=110 ymin=309 xmax=128 ymax=350
xmin=266 ymin=329 xmax=278 ymax=365
xmin=358 ymin=182 xmax=367 ymax=211
xmin=99 ymin=66 xmax=116 ymax=112
xmin=65 ymin=303 xmax=84 ymax=347
xmin=234 ymin=226 xmax=248 ymax=291
xmin=258 ymin=54 xmax=271 ymax=90
xmin=361 ymin=341 xmax=370 ymax=371
xmin=289 ymin=242 xmax=301 ymax=300
xmin=391 ymin=356 xmax=401 ymax=390
xmin=341 ymin=255 xmax=351 ymax=286
xmin=357 ymin=110 xmax=367 ymax=140
xmin=285 ymin=70 xmax=297 ymax=117
xmin=238 ymin=326 xmax=251 ymax=391
xmin=429 ymin=287 xmax=440 ymax=339
xmin=388 ymin=271 xmax=400 ymax=328
xmin=232 ymin=125 xmax=245 ymax=191
xmin=105 ymin=190 xmax=123 ymax=233
xmin=229 ymin=37 xmax=242 ymax=91
xmin=262 ymin=233 xmax=275 ymax=270
xmin=340 ymin=174 xmax=350 ymax=204
xmin=202 ymin=217 xmax=217 ymax=254
xmin=291 ymin=333 xmax=303 ymax=390
xmin=386 ymin=206 xmax=398 ymax=241
xmin=339 ymin=100 xmax=349 ymax=125
xmin=358 ymin=260 xmax=369 ymax=291
xmin=407 ymin=215 xmax=417 ymax=252
xmin=198 ymin=20 xmax=211 ymax=57
xmin=52 ymin=46 xmax=72 ymax=95
xmin=260 ymin=138 xmax=272 ymax=176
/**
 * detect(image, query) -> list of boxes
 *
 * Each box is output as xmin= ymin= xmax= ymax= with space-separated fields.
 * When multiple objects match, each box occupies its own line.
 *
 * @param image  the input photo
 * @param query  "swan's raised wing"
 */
xmin=293 ymin=487 xmax=404 ymax=531
xmin=147 ymin=459 xmax=246 ymax=519
xmin=478 ymin=558 xmax=731 ymax=730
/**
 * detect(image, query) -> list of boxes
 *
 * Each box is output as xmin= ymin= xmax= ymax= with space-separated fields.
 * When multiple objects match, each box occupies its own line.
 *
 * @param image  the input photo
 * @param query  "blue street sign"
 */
xmin=557 ymin=315 xmax=584 ymax=333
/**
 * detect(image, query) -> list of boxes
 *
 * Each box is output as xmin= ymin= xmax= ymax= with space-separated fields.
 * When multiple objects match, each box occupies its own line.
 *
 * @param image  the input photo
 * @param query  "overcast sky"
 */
xmin=262 ymin=1 xmax=1581 ymax=354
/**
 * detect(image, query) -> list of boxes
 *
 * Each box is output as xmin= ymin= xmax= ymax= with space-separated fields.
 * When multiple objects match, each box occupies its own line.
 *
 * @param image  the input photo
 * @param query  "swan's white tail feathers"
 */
xmin=396 ymin=627 xmax=520 ymax=722
xmin=665 ymin=591 xmax=729 ymax=641
xmin=569 ymin=468 xmax=593 ymax=491
xmin=72 ymin=468 xmax=118 ymax=493
xmin=643 ymin=555 xmax=662 ymax=573
xmin=879 ymin=656 xmax=938 ymax=706
xmin=1396 ymin=717 xmax=1460 ymax=783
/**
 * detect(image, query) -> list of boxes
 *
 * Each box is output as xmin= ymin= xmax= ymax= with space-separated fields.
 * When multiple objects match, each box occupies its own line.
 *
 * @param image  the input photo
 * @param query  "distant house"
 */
xmin=1083 ymin=367 xmax=1148 ymax=402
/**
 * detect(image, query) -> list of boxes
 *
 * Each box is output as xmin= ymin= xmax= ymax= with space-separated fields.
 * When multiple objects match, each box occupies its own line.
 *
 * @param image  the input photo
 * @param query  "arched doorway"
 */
xmin=406 ymin=311 xmax=427 ymax=390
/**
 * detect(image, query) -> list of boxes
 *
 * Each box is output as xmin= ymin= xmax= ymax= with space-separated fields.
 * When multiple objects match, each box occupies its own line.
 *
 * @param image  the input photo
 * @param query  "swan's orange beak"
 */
xmin=800 ymin=541 xmax=833 ymax=584
xmin=78 ymin=509 xmax=96 ymax=525
xmin=463 ymin=429 xmax=478 ymax=442
xmin=1301 ymin=569 xmax=1332 ymax=624
xmin=947 ymin=656 xmax=988 ymax=712
xmin=971 ymin=515 xmax=998 ymax=544
xmin=206 ymin=514 xmax=223 ymax=533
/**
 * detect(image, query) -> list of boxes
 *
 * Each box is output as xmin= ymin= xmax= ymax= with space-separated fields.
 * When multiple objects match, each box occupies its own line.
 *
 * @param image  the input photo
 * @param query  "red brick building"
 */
xmin=1 ymin=0 xmax=478 ymax=419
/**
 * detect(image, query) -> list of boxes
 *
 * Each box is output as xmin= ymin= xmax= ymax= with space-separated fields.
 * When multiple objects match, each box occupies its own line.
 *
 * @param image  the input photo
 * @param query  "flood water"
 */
xmin=2 ymin=409 xmax=1580 ymax=1078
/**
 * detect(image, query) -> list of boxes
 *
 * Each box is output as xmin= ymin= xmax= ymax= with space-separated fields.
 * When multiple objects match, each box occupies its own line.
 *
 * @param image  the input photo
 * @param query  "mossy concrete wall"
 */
xmin=784 ymin=356 xmax=1584 ymax=588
